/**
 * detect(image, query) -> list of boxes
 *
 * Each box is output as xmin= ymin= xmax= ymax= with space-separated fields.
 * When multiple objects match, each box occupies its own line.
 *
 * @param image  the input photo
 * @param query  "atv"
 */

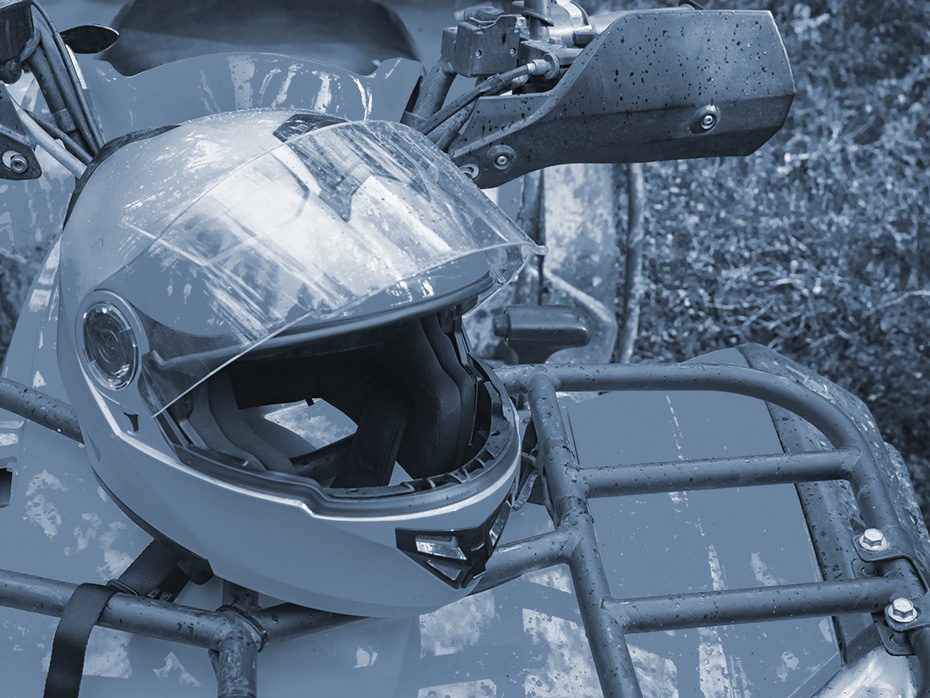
xmin=0 ymin=1 xmax=926 ymax=697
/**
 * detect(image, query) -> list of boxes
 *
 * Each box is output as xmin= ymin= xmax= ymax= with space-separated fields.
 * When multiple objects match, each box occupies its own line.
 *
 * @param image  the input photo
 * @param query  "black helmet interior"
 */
xmin=169 ymin=311 xmax=483 ymax=489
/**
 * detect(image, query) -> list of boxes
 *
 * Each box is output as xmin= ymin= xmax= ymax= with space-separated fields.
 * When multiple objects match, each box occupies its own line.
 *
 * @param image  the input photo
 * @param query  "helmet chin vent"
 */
xmin=396 ymin=499 xmax=511 ymax=588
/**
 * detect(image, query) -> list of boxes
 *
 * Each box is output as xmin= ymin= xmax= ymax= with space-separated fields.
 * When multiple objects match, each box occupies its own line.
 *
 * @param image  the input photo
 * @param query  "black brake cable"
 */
xmin=32 ymin=4 xmax=104 ymax=152
xmin=25 ymin=107 xmax=92 ymax=164
xmin=417 ymin=59 xmax=555 ymax=137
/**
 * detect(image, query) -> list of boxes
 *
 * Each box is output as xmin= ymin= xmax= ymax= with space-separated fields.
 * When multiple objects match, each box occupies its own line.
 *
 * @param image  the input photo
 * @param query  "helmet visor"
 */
xmin=84 ymin=119 xmax=541 ymax=413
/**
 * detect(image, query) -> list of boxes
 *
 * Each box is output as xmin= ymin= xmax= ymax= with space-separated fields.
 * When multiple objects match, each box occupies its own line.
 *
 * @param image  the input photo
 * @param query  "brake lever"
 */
xmin=420 ymin=3 xmax=795 ymax=189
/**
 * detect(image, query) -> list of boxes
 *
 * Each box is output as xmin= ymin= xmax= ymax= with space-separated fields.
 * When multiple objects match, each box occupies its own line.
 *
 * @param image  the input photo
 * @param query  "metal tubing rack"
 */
xmin=496 ymin=363 xmax=930 ymax=698
xmin=1 ymin=362 xmax=929 ymax=697
xmin=0 ymin=567 xmax=357 ymax=697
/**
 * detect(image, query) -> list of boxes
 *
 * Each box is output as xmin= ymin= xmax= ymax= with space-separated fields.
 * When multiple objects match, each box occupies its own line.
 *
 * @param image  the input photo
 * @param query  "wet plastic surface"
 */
xmin=566 ymin=349 xmax=841 ymax=696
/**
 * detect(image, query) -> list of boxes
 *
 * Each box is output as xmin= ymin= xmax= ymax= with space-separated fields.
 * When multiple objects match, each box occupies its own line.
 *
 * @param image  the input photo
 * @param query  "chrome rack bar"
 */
xmin=608 ymin=577 xmax=904 ymax=633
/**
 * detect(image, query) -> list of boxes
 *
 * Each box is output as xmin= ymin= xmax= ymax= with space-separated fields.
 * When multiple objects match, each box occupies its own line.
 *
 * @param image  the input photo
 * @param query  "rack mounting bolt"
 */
xmin=887 ymin=597 xmax=919 ymax=624
xmin=690 ymin=105 xmax=720 ymax=134
xmin=859 ymin=527 xmax=888 ymax=551
xmin=2 ymin=150 xmax=28 ymax=175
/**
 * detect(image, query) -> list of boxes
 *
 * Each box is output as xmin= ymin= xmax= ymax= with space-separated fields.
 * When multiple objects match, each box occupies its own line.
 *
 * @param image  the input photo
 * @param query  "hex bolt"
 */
xmin=859 ymin=527 xmax=889 ymax=552
xmin=700 ymin=113 xmax=716 ymax=131
xmin=887 ymin=597 xmax=919 ymax=624
xmin=9 ymin=155 xmax=27 ymax=174
xmin=459 ymin=163 xmax=479 ymax=180
xmin=2 ymin=150 xmax=28 ymax=175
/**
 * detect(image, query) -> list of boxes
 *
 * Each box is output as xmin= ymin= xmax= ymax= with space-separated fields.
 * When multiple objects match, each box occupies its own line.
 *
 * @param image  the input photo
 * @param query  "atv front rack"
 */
xmin=488 ymin=364 xmax=930 ymax=697
xmin=1 ymin=363 xmax=930 ymax=698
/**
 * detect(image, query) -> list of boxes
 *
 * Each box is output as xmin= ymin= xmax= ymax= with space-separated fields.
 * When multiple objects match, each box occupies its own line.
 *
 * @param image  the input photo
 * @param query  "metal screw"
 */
xmin=488 ymin=145 xmax=516 ymax=172
xmin=2 ymin=150 xmax=28 ymax=175
xmin=700 ymin=113 xmax=717 ymax=131
xmin=887 ymin=597 xmax=919 ymax=624
xmin=859 ymin=527 xmax=888 ymax=551
xmin=459 ymin=163 xmax=479 ymax=180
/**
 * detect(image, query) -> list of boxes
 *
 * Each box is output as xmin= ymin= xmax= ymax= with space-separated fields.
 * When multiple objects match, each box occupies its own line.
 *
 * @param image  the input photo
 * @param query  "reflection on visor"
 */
xmin=74 ymin=117 xmax=541 ymax=413
xmin=292 ymin=124 xmax=436 ymax=222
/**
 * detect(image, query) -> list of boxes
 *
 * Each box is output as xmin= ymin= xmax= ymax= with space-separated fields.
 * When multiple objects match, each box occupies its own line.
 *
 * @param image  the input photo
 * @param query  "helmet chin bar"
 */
xmin=1 ymin=360 xmax=930 ymax=696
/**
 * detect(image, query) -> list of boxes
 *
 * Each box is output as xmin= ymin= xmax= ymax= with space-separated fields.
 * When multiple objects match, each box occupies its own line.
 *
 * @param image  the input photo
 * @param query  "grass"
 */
xmin=597 ymin=0 xmax=930 ymax=486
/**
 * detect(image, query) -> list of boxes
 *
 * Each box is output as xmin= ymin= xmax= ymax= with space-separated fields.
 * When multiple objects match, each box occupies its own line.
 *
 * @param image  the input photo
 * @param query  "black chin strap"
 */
xmin=43 ymin=540 xmax=194 ymax=698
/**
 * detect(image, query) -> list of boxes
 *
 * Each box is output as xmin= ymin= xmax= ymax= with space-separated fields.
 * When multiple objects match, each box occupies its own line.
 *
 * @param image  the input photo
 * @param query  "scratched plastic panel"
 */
xmin=1 ymin=6 xmax=423 ymax=261
xmin=566 ymin=348 xmax=842 ymax=697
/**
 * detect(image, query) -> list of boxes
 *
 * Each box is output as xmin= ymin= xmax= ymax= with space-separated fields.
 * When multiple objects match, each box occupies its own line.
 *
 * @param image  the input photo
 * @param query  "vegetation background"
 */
xmin=0 ymin=0 xmax=927 ymax=513
xmin=589 ymin=0 xmax=930 ymax=515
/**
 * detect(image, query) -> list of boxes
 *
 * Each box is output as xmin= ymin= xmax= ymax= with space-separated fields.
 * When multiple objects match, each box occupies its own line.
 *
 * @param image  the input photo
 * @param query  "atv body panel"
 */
xmin=0 ymin=243 xmax=864 ymax=697
xmin=1 ymin=0 xmax=432 ymax=260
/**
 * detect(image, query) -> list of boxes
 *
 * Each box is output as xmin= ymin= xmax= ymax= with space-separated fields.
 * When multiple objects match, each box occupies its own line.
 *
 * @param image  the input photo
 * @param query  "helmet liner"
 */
xmin=158 ymin=316 xmax=519 ymax=515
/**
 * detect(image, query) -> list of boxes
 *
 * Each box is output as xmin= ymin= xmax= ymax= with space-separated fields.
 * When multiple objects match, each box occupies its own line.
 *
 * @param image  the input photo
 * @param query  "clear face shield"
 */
xmin=63 ymin=117 xmax=542 ymax=413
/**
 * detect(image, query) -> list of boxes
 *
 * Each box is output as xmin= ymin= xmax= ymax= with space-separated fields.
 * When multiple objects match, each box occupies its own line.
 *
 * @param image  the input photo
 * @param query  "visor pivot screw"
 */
xmin=81 ymin=300 xmax=139 ymax=390
xmin=489 ymin=145 xmax=516 ymax=172
xmin=887 ymin=597 xmax=919 ymax=624
xmin=859 ymin=527 xmax=889 ymax=551
xmin=2 ymin=150 xmax=28 ymax=174
xmin=700 ymin=113 xmax=716 ymax=131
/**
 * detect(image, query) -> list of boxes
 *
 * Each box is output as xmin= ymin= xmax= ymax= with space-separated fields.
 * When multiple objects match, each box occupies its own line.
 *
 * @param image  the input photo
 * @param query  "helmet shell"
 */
xmin=57 ymin=110 xmax=535 ymax=615
xmin=61 ymin=110 xmax=539 ymax=414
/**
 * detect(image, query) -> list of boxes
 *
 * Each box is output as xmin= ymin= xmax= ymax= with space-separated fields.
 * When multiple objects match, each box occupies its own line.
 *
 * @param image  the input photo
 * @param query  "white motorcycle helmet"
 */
xmin=57 ymin=109 xmax=541 ymax=616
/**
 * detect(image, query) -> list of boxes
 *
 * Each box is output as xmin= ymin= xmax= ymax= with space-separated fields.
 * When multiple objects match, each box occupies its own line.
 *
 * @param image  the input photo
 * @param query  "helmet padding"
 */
xmin=193 ymin=313 xmax=480 ymax=487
